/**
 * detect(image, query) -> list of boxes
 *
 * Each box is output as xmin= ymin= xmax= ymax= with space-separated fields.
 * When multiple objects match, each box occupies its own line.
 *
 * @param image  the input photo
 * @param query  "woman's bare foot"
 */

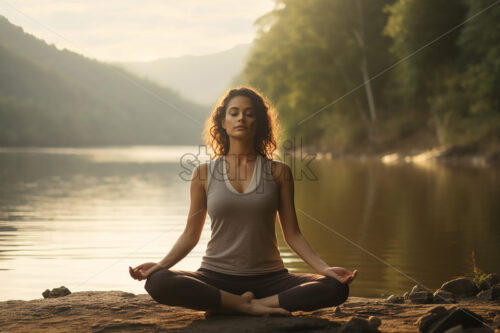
xmin=241 ymin=292 xmax=291 ymax=317
xmin=205 ymin=291 xmax=255 ymax=318
xmin=205 ymin=291 xmax=291 ymax=318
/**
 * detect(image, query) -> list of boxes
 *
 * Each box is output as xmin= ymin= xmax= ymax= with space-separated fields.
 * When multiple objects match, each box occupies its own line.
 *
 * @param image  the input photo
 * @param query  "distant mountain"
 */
xmin=113 ymin=43 xmax=252 ymax=106
xmin=0 ymin=15 xmax=208 ymax=147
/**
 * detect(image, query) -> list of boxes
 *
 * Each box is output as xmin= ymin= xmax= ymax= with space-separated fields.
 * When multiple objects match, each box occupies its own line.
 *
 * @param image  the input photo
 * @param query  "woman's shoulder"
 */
xmin=199 ymin=156 xmax=221 ymax=170
xmin=197 ymin=157 xmax=223 ymax=189
xmin=268 ymin=157 xmax=291 ymax=169
xmin=194 ymin=160 xmax=213 ymax=194
xmin=197 ymin=157 xmax=219 ymax=175
xmin=269 ymin=158 xmax=289 ymax=166
xmin=267 ymin=158 xmax=292 ymax=185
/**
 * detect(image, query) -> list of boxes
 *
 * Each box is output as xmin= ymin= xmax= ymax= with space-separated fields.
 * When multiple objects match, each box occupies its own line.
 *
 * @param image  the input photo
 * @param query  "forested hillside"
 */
xmin=0 ymin=15 xmax=206 ymax=147
xmin=244 ymin=0 xmax=500 ymax=152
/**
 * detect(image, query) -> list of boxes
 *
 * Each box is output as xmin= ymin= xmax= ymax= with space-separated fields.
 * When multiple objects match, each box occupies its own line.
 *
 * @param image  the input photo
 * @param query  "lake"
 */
xmin=0 ymin=146 xmax=499 ymax=301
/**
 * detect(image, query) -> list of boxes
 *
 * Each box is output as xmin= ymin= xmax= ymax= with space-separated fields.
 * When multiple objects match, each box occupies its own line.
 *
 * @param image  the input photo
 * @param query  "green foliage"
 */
xmin=377 ymin=107 xmax=425 ymax=144
xmin=465 ymin=250 xmax=489 ymax=289
xmin=427 ymin=0 xmax=500 ymax=144
xmin=318 ymin=111 xmax=368 ymax=151
xmin=244 ymin=0 xmax=394 ymax=150
xmin=428 ymin=71 xmax=500 ymax=145
xmin=383 ymin=0 xmax=468 ymax=105
xmin=457 ymin=0 xmax=500 ymax=116
xmin=243 ymin=0 xmax=499 ymax=151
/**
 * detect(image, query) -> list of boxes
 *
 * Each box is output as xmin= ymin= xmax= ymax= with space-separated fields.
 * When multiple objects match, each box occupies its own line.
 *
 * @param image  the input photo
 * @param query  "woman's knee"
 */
xmin=324 ymin=277 xmax=349 ymax=306
xmin=144 ymin=269 xmax=176 ymax=301
xmin=338 ymin=282 xmax=349 ymax=304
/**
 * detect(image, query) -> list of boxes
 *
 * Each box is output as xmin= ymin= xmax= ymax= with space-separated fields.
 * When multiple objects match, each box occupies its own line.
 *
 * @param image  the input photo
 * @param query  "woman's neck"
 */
xmin=226 ymin=139 xmax=257 ymax=165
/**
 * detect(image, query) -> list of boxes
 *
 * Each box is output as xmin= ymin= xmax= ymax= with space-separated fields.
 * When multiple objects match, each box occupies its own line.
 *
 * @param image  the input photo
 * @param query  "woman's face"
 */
xmin=222 ymin=95 xmax=257 ymax=140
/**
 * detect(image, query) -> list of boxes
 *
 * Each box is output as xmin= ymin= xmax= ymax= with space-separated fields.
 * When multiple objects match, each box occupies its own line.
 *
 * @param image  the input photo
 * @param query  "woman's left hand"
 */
xmin=320 ymin=266 xmax=358 ymax=284
xmin=129 ymin=262 xmax=162 ymax=281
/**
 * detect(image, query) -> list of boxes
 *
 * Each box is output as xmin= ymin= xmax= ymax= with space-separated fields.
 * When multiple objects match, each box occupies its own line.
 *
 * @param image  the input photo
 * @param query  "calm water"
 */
xmin=0 ymin=146 xmax=499 ymax=301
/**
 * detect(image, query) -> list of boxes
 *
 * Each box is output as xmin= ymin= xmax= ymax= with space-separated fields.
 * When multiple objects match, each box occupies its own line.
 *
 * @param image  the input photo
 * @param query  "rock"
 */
xmin=119 ymin=292 xmax=135 ymax=298
xmin=411 ymin=285 xmax=429 ymax=294
xmin=385 ymin=295 xmax=404 ymax=304
xmin=416 ymin=306 xmax=486 ymax=333
xmin=201 ymin=315 xmax=339 ymax=331
xmin=403 ymin=291 xmax=410 ymax=300
xmin=417 ymin=311 xmax=445 ymax=332
xmin=478 ymin=280 xmax=491 ymax=292
xmin=42 ymin=286 xmax=71 ymax=299
xmin=494 ymin=314 xmax=500 ymax=328
xmin=338 ymin=317 xmax=380 ymax=332
xmin=410 ymin=291 xmax=434 ymax=304
xmin=440 ymin=278 xmax=479 ymax=298
xmin=443 ymin=324 xmax=493 ymax=332
xmin=427 ymin=306 xmax=447 ymax=314
xmin=311 ymin=309 xmax=329 ymax=316
xmin=433 ymin=289 xmax=456 ymax=304
xmin=50 ymin=305 xmax=72 ymax=314
xmin=51 ymin=286 xmax=71 ymax=297
xmin=90 ymin=321 xmax=157 ymax=332
xmin=484 ymin=273 xmax=500 ymax=287
xmin=368 ymin=316 xmax=382 ymax=329
xmin=408 ymin=285 xmax=434 ymax=304
xmin=476 ymin=284 xmax=500 ymax=301
xmin=443 ymin=324 xmax=464 ymax=333
xmin=416 ymin=306 xmax=447 ymax=331
xmin=476 ymin=289 xmax=492 ymax=301
xmin=334 ymin=306 xmax=342 ymax=314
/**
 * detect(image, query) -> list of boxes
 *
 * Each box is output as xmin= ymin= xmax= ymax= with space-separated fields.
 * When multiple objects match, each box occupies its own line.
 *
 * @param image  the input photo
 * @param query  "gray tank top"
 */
xmin=200 ymin=153 xmax=286 ymax=275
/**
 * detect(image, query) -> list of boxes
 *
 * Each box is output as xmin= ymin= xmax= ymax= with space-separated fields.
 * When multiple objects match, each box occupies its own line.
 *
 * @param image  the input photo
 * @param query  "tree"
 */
xmin=244 ymin=0 xmax=394 ymax=151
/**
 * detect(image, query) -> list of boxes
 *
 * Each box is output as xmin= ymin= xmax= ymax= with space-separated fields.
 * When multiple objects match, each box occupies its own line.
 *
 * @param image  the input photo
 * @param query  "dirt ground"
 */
xmin=0 ymin=291 xmax=499 ymax=332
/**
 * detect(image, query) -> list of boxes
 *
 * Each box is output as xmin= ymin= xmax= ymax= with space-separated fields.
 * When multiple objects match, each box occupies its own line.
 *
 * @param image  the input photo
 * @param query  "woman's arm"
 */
xmin=274 ymin=161 xmax=358 ymax=284
xmin=130 ymin=164 xmax=208 ymax=280
xmin=157 ymin=163 xmax=208 ymax=268
xmin=273 ymin=161 xmax=328 ymax=273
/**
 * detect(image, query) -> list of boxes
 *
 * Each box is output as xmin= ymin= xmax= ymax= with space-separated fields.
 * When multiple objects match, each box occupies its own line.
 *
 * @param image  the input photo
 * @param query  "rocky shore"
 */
xmin=307 ymin=142 xmax=500 ymax=168
xmin=1 ymin=275 xmax=499 ymax=332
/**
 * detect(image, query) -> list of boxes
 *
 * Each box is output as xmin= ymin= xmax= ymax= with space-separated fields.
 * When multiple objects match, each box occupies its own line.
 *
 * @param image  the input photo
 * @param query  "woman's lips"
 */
xmin=234 ymin=126 xmax=246 ymax=130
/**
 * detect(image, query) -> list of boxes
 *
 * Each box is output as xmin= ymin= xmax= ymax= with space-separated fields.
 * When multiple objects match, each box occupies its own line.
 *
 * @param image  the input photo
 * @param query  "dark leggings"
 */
xmin=144 ymin=267 xmax=349 ymax=312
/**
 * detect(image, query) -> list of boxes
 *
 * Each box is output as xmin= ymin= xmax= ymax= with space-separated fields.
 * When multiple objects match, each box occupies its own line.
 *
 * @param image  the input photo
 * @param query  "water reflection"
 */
xmin=0 ymin=146 xmax=499 ymax=301
xmin=292 ymin=158 xmax=500 ymax=297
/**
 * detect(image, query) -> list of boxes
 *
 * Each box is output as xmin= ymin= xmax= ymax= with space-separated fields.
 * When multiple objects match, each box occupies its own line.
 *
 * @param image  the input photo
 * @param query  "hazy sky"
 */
xmin=0 ymin=0 xmax=276 ymax=62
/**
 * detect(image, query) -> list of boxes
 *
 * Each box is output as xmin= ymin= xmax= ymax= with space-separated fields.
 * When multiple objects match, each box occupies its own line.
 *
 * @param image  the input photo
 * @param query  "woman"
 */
xmin=129 ymin=86 xmax=358 ymax=317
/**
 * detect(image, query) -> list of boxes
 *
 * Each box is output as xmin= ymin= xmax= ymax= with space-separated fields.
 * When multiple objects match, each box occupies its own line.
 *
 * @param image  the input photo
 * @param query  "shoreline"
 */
xmin=1 ymin=290 xmax=498 ymax=332
xmin=1 ymin=143 xmax=499 ymax=168
xmin=294 ymin=142 xmax=500 ymax=168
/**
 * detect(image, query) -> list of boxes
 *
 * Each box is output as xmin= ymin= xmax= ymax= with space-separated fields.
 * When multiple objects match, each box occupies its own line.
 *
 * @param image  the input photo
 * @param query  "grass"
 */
xmin=465 ymin=250 xmax=489 ymax=289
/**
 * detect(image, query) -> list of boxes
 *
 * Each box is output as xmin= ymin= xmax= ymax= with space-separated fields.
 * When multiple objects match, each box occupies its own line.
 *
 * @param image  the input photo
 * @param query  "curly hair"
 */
xmin=203 ymin=86 xmax=281 ymax=160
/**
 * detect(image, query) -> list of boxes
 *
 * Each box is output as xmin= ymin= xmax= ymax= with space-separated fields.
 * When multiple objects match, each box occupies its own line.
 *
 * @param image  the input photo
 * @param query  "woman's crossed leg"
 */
xmin=251 ymin=271 xmax=350 ymax=312
xmin=144 ymin=268 xmax=290 ymax=316
xmin=144 ymin=268 xmax=349 ymax=315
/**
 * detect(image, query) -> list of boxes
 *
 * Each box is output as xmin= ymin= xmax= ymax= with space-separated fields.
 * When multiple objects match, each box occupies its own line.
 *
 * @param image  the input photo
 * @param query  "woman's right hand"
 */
xmin=129 ymin=262 xmax=162 ymax=281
